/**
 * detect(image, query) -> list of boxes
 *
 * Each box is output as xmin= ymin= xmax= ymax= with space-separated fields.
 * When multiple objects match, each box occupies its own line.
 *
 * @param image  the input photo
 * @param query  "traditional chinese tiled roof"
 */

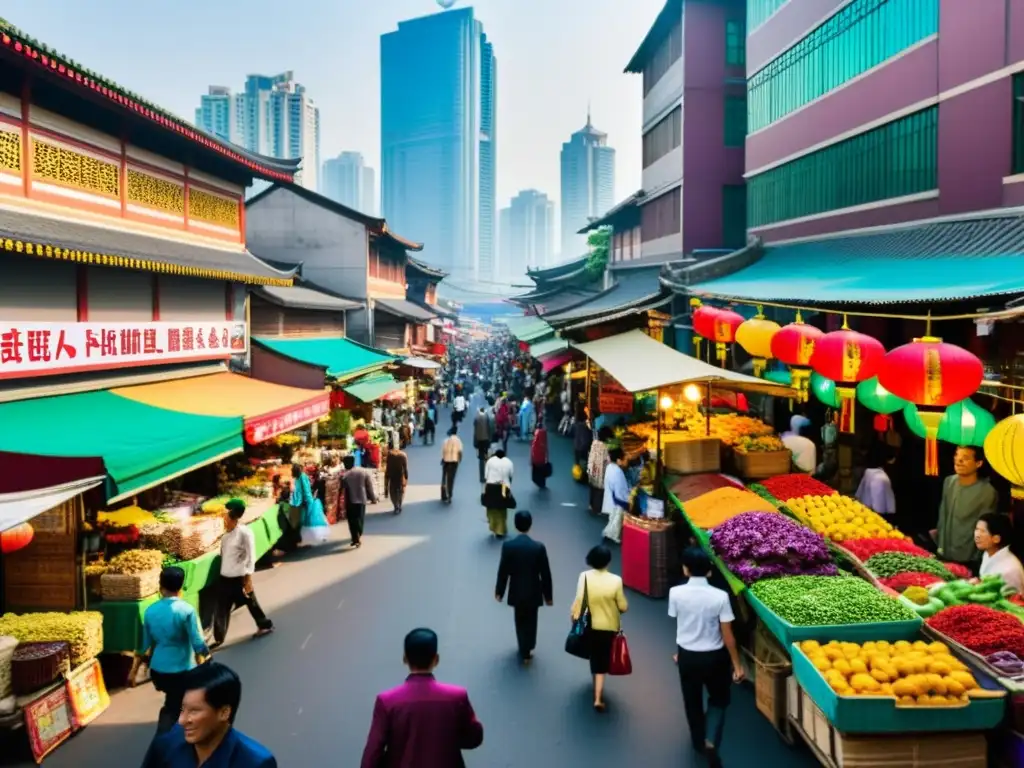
xmin=578 ymin=191 xmax=644 ymax=234
xmin=406 ymin=256 xmax=447 ymax=280
xmin=246 ymin=183 xmax=382 ymax=227
xmin=377 ymin=224 xmax=423 ymax=253
xmin=0 ymin=19 xmax=297 ymax=183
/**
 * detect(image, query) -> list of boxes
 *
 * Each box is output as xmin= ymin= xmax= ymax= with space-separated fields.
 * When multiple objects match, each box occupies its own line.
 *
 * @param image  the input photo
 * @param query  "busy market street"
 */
xmin=3 ymin=394 xmax=814 ymax=767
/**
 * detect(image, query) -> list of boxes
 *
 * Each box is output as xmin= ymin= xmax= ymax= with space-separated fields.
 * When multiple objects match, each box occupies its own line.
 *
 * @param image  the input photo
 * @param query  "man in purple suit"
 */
xmin=360 ymin=628 xmax=484 ymax=768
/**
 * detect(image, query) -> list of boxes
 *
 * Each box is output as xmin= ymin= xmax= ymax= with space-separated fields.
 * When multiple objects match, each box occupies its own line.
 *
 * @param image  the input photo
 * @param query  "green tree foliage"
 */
xmin=585 ymin=226 xmax=610 ymax=281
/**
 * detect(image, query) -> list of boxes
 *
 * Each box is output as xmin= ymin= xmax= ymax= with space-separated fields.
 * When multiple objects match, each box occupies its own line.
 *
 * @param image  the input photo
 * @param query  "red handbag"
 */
xmin=608 ymin=631 xmax=632 ymax=676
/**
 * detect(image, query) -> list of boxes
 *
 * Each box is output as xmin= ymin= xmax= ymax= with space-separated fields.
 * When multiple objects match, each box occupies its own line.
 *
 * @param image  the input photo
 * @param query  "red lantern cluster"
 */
xmin=810 ymin=325 xmax=886 ymax=432
xmin=692 ymin=303 xmax=743 ymax=367
xmin=1 ymin=522 xmax=34 ymax=554
xmin=770 ymin=313 xmax=823 ymax=400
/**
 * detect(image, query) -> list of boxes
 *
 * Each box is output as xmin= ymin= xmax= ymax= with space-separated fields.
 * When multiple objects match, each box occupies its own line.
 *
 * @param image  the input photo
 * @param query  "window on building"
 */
xmin=726 ymin=20 xmax=746 ymax=67
xmin=1014 ymin=74 xmax=1024 ymax=174
xmin=724 ymin=96 xmax=747 ymax=148
xmin=748 ymin=0 xmax=790 ymax=31
xmin=642 ymin=107 xmax=682 ymax=168
xmin=748 ymin=0 xmax=939 ymax=132
xmin=641 ymin=187 xmax=682 ymax=242
xmin=721 ymin=185 xmax=747 ymax=248
xmin=747 ymin=106 xmax=937 ymax=228
xmin=642 ymin=17 xmax=683 ymax=96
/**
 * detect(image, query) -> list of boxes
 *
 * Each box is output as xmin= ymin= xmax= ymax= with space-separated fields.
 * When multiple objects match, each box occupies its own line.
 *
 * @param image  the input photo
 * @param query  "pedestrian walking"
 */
xmin=670 ymin=548 xmax=745 ymax=767
xmin=342 ymin=454 xmax=378 ymax=548
xmin=360 ymin=628 xmax=484 ymax=768
xmin=495 ymin=511 xmax=553 ymax=664
xmin=495 ymin=397 xmax=512 ymax=452
xmin=384 ymin=446 xmax=408 ymax=515
xmin=423 ymin=400 xmax=437 ymax=445
xmin=211 ymin=500 xmax=273 ymax=650
xmin=570 ymin=545 xmax=628 ymax=712
xmin=572 ymin=405 xmax=593 ymax=468
xmin=452 ymin=390 xmax=467 ymax=428
xmin=138 ymin=567 xmax=209 ymax=734
xmin=530 ymin=424 xmax=550 ymax=489
xmin=142 ymin=662 xmax=277 ymax=767
xmin=482 ymin=448 xmax=515 ymax=538
xmin=440 ymin=427 xmax=463 ymax=503
xmin=587 ymin=426 xmax=613 ymax=516
xmin=291 ymin=463 xmax=329 ymax=546
xmin=473 ymin=406 xmax=493 ymax=483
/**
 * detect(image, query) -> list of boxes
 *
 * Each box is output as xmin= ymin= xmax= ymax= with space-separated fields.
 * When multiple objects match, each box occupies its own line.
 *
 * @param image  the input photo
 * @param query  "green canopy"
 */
xmin=529 ymin=337 xmax=568 ymax=358
xmin=504 ymin=315 xmax=553 ymax=342
xmin=343 ymin=374 xmax=405 ymax=403
xmin=254 ymin=337 xmax=394 ymax=381
xmin=0 ymin=391 xmax=242 ymax=501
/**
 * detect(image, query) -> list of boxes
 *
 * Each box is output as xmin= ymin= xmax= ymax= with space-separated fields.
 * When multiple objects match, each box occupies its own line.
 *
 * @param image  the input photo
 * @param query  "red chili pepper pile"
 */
xmin=1010 ymin=594 xmax=1024 ymax=608
xmin=842 ymin=537 xmax=933 ymax=562
xmin=944 ymin=562 xmax=972 ymax=580
xmin=927 ymin=604 xmax=1024 ymax=657
xmin=760 ymin=474 xmax=834 ymax=502
xmin=879 ymin=571 xmax=946 ymax=591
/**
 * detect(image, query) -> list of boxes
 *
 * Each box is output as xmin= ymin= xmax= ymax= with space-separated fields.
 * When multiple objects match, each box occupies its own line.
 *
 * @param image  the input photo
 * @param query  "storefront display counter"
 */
xmin=621 ymin=515 xmax=676 ymax=598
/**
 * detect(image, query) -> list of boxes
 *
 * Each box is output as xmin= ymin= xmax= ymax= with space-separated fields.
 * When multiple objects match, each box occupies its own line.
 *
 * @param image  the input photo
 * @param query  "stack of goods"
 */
xmin=156 ymin=491 xmax=204 ymax=518
xmin=630 ymin=412 xmax=775 ymax=450
xmin=11 ymin=642 xmax=71 ymax=695
xmin=799 ymin=638 xmax=983 ymax=705
xmin=927 ymin=604 xmax=1024 ymax=666
xmin=99 ymin=549 xmax=165 ymax=601
xmin=0 ymin=635 xmax=15 ymax=703
xmin=0 ymin=613 xmax=103 ymax=666
xmin=682 ymin=487 xmax=778 ymax=530
xmin=140 ymin=514 xmax=225 ymax=561
xmin=669 ymin=473 xmax=743 ymax=503
xmin=732 ymin=435 xmax=786 ymax=454
xmin=758 ymin=474 xmax=834 ymax=503
xmin=784 ymin=493 xmax=903 ymax=543
xmin=750 ymin=576 xmax=919 ymax=626
xmin=709 ymin=512 xmax=837 ymax=584
xmin=97 ymin=505 xmax=162 ymax=528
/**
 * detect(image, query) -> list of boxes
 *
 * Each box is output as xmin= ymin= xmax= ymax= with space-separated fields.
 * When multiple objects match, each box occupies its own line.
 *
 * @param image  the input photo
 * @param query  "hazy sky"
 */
xmin=4 ymin=0 xmax=664 ymax=211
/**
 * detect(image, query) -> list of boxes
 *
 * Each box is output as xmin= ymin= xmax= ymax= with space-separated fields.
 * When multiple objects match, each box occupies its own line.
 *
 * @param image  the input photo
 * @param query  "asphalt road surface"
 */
xmin=4 ymin=399 xmax=817 ymax=767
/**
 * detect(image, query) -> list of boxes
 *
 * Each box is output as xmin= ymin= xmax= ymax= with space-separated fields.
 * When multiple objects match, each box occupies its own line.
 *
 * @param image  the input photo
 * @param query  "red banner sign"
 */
xmin=24 ymin=684 xmax=74 ymax=762
xmin=0 ymin=321 xmax=248 ymax=380
xmin=245 ymin=396 xmax=330 ymax=444
xmin=599 ymin=371 xmax=633 ymax=414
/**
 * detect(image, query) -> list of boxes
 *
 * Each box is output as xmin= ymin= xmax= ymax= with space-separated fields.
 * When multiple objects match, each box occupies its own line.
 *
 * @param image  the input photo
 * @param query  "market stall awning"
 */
xmin=571 ymin=329 xmax=796 ymax=397
xmin=687 ymin=212 xmax=1024 ymax=304
xmin=254 ymin=284 xmax=361 ymax=311
xmin=0 ymin=391 xmax=243 ymax=502
xmin=542 ymin=349 xmax=577 ymax=373
xmin=342 ymin=374 xmax=405 ymax=403
xmin=0 ymin=476 xmax=105 ymax=533
xmin=375 ymin=298 xmax=438 ymax=323
xmin=252 ymin=337 xmax=395 ymax=381
xmin=401 ymin=357 xmax=441 ymax=370
xmin=112 ymin=373 xmax=330 ymax=445
xmin=504 ymin=315 xmax=554 ymax=342
xmin=530 ymin=338 xmax=569 ymax=358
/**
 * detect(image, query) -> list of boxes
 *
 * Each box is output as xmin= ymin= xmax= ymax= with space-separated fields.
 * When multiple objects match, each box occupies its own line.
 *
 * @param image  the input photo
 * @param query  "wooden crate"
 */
xmin=734 ymin=449 xmax=792 ymax=480
xmin=662 ymin=437 xmax=721 ymax=474
xmin=751 ymin=622 xmax=792 ymax=741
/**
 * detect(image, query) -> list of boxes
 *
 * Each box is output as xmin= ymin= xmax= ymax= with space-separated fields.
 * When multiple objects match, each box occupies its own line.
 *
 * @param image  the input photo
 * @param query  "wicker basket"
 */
xmin=663 ymin=437 xmax=721 ymax=474
xmin=100 ymin=569 xmax=161 ymax=601
xmin=734 ymin=449 xmax=792 ymax=479
xmin=11 ymin=642 xmax=70 ymax=696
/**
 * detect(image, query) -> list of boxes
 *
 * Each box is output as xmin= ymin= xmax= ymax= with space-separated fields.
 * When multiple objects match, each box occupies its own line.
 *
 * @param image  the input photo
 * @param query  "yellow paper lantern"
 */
xmin=983 ymin=414 xmax=1024 ymax=498
xmin=735 ymin=309 xmax=781 ymax=377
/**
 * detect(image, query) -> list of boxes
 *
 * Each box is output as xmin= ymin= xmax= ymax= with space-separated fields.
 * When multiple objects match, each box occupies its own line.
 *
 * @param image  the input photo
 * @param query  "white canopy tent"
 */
xmin=0 ymin=476 xmax=105 ymax=533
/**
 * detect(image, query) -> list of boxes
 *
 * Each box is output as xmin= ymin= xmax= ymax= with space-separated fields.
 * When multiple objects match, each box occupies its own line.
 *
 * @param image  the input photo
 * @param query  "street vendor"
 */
xmin=933 ymin=446 xmax=999 ymax=567
xmin=974 ymin=512 xmax=1024 ymax=593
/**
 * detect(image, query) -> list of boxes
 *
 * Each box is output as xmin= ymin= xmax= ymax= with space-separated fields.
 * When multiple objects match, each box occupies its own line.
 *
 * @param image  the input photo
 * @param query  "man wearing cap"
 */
xmin=211 ymin=499 xmax=274 ymax=649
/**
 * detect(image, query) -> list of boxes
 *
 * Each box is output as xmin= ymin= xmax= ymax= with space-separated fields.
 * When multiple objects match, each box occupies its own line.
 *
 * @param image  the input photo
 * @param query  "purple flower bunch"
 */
xmin=709 ymin=512 xmax=837 ymax=585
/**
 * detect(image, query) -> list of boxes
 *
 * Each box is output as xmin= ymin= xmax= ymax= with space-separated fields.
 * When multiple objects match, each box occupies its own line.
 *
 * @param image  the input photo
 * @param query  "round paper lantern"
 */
xmin=809 ymin=326 xmax=886 ymax=432
xmin=691 ymin=303 xmax=722 ymax=360
xmin=735 ymin=310 xmax=781 ymax=377
xmin=985 ymin=415 xmax=1024 ymax=497
xmin=856 ymin=376 xmax=908 ymax=415
xmin=810 ymin=372 xmax=842 ymax=409
xmin=904 ymin=399 xmax=994 ymax=447
xmin=770 ymin=312 xmax=824 ymax=401
xmin=1 ymin=522 xmax=34 ymax=554
xmin=878 ymin=337 xmax=984 ymax=475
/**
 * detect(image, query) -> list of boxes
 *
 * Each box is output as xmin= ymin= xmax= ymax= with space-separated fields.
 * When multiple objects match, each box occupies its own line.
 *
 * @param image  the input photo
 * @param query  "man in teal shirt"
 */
xmin=140 ymin=566 xmax=210 ymax=734
xmin=933 ymin=446 xmax=1000 ymax=567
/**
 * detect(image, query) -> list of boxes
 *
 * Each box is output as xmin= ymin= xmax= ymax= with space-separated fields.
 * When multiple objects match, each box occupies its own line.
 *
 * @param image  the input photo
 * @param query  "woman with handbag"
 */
xmin=482 ymin=448 xmax=515 ymax=538
xmin=530 ymin=424 xmax=551 ymax=489
xmin=570 ymin=545 xmax=628 ymax=711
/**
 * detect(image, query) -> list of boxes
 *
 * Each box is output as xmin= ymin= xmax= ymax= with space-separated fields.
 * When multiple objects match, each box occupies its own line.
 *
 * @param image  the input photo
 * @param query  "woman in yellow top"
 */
xmin=571 ymin=545 xmax=629 ymax=711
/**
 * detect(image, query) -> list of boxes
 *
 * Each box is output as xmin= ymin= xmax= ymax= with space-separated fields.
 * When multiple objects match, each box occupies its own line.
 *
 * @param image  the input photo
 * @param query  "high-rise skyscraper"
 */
xmin=503 ymin=190 xmax=555 ymax=277
xmin=498 ymin=206 xmax=512 ymax=282
xmin=559 ymin=111 xmax=615 ymax=258
xmin=321 ymin=152 xmax=377 ymax=215
xmin=194 ymin=73 xmax=320 ymax=191
xmin=380 ymin=7 xmax=497 ymax=287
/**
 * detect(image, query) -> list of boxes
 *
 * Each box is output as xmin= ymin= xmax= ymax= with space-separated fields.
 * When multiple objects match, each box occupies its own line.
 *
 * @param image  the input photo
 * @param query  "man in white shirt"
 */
xmin=453 ymin=392 xmax=467 ymax=428
xmin=483 ymin=449 xmax=514 ymax=487
xmin=668 ymin=548 xmax=744 ymax=766
xmin=211 ymin=500 xmax=273 ymax=649
xmin=440 ymin=428 xmax=463 ymax=504
xmin=781 ymin=414 xmax=817 ymax=474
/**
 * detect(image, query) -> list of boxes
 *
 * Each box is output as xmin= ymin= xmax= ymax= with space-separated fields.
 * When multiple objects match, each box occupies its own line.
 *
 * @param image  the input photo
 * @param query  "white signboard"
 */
xmin=0 ymin=321 xmax=247 ymax=380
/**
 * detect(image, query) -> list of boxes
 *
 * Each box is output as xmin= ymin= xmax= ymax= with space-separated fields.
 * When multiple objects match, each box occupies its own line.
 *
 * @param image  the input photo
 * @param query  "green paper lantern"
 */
xmin=903 ymin=399 xmax=995 ymax=447
xmin=856 ymin=376 xmax=908 ymax=415
xmin=811 ymin=372 xmax=842 ymax=408
xmin=763 ymin=369 xmax=792 ymax=387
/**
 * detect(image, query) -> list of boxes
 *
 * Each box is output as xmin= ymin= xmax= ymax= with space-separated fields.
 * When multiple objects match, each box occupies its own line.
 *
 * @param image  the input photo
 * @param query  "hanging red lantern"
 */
xmin=691 ymin=301 xmax=721 ymax=361
xmin=709 ymin=308 xmax=744 ymax=368
xmin=1 ymin=522 xmax=34 ymax=554
xmin=809 ymin=321 xmax=886 ymax=433
xmin=878 ymin=336 xmax=984 ymax=476
xmin=770 ymin=312 xmax=824 ymax=401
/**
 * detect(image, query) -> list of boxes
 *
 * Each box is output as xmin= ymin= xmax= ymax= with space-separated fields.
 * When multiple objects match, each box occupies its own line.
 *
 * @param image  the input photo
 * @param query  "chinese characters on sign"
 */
xmin=0 ymin=322 xmax=247 ymax=379
xmin=245 ymin=397 xmax=331 ymax=444
xmin=599 ymin=371 xmax=634 ymax=414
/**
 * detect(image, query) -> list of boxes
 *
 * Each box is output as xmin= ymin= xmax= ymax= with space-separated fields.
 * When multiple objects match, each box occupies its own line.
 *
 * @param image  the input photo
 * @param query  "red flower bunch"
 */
xmin=102 ymin=524 xmax=139 ymax=545
xmin=927 ymin=604 xmax=1024 ymax=657
xmin=842 ymin=538 xmax=933 ymax=562
xmin=879 ymin=572 xmax=945 ymax=591
xmin=943 ymin=562 xmax=972 ymax=580
xmin=760 ymin=474 xmax=834 ymax=502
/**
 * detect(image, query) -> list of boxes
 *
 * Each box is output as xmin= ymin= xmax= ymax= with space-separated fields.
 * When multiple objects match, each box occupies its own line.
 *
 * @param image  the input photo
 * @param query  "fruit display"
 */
xmin=786 ymin=493 xmax=904 ymax=543
xmin=750 ymin=576 xmax=919 ymax=626
xmin=928 ymin=577 xmax=1014 ymax=608
xmin=927 ymin=604 xmax=1024 ymax=659
xmin=898 ymin=586 xmax=945 ymax=618
xmin=864 ymin=553 xmax=953 ymax=581
xmin=759 ymin=474 xmax=834 ymax=502
xmin=841 ymin=538 xmax=934 ymax=562
xmin=0 ymin=612 xmax=103 ymax=666
xmin=881 ymin=572 xmax=947 ymax=591
xmin=105 ymin=549 xmax=165 ymax=575
xmin=733 ymin=435 xmax=786 ymax=454
xmin=709 ymin=513 xmax=837 ymax=584
xmin=682 ymin=487 xmax=778 ymax=530
xmin=96 ymin=505 xmax=161 ymax=527
xmin=798 ymin=638 xmax=983 ymax=706
xmin=629 ymin=412 xmax=775 ymax=450
xmin=199 ymin=498 xmax=227 ymax=515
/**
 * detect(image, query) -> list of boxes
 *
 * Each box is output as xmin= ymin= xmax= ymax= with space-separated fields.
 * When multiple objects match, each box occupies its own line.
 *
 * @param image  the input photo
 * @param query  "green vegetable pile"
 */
xmin=750 ymin=575 xmax=919 ymax=626
xmin=929 ymin=576 xmax=1015 ymax=608
xmin=863 ymin=552 xmax=953 ymax=581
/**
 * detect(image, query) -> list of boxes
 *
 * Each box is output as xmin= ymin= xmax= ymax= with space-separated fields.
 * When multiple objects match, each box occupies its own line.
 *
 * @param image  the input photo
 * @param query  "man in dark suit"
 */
xmin=361 ymin=628 xmax=484 ymax=768
xmin=495 ymin=511 xmax=554 ymax=664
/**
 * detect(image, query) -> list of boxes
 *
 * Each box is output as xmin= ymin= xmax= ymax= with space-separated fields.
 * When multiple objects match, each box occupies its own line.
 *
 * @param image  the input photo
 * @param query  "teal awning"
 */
xmin=254 ymin=337 xmax=394 ymax=380
xmin=343 ymin=374 xmax=404 ymax=403
xmin=690 ymin=213 xmax=1024 ymax=304
xmin=503 ymin=315 xmax=553 ymax=342
xmin=0 ymin=391 xmax=242 ymax=502
xmin=530 ymin=338 xmax=569 ymax=358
